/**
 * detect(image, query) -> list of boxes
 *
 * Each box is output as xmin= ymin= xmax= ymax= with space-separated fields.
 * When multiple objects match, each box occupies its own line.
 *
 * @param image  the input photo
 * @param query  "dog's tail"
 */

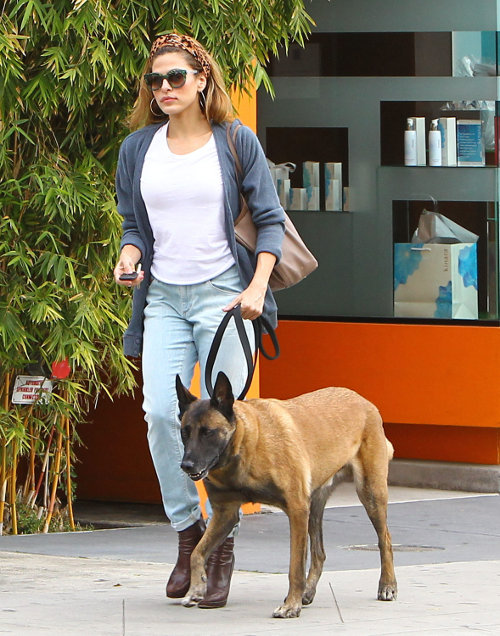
xmin=386 ymin=438 xmax=394 ymax=462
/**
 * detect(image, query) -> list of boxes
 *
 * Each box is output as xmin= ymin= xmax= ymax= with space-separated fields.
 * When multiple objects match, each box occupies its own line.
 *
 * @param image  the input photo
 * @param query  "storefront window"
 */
xmin=257 ymin=0 xmax=500 ymax=323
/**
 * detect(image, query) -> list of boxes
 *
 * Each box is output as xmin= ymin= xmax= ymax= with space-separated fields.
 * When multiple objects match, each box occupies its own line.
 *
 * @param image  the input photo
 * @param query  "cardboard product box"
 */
xmin=289 ymin=188 xmax=308 ymax=210
xmin=303 ymin=161 xmax=320 ymax=188
xmin=438 ymin=117 xmax=457 ymax=166
xmin=277 ymin=178 xmax=290 ymax=209
xmin=457 ymin=119 xmax=485 ymax=166
xmin=324 ymin=162 xmax=342 ymax=211
xmin=343 ymin=187 xmax=350 ymax=212
xmin=306 ymin=186 xmax=320 ymax=211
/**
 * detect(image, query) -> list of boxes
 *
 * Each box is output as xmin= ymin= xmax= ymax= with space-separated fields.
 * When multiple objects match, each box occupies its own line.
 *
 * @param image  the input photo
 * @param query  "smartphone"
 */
xmin=119 ymin=271 xmax=138 ymax=281
xmin=119 ymin=263 xmax=141 ymax=282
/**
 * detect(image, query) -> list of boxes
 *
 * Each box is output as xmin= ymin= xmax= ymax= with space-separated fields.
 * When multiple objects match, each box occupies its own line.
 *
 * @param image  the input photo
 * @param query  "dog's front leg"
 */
xmin=273 ymin=504 xmax=309 ymax=619
xmin=182 ymin=502 xmax=239 ymax=607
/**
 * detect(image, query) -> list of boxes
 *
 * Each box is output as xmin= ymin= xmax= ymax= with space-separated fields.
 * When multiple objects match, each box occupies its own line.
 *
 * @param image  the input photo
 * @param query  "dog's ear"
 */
xmin=210 ymin=371 xmax=234 ymax=421
xmin=176 ymin=374 xmax=197 ymax=418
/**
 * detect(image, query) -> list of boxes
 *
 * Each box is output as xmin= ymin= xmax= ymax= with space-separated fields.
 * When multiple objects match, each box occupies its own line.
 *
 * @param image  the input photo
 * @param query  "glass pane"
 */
xmin=267 ymin=32 xmax=498 ymax=78
xmin=257 ymin=0 xmax=500 ymax=324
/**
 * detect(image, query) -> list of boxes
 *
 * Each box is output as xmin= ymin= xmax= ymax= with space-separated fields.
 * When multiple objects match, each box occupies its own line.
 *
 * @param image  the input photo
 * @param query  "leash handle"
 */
xmin=204 ymin=307 xmax=280 ymax=400
xmin=253 ymin=314 xmax=280 ymax=361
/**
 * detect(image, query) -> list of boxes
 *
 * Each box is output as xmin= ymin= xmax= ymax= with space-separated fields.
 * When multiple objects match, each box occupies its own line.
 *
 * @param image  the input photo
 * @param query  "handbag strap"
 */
xmin=226 ymin=122 xmax=243 ymax=176
xmin=205 ymin=306 xmax=280 ymax=401
xmin=226 ymin=123 xmax=247 ymax=225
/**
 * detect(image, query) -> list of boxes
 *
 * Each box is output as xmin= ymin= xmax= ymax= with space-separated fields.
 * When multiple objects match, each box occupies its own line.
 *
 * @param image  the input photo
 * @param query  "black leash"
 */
xmin=204 ymin=306 xmax=280 ymax=400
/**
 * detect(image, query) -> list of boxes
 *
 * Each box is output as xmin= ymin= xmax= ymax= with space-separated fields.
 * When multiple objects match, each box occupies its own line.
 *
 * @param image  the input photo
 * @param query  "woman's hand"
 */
xmin=223 ymin=251 xmax=276 ymax=320
xmin=223 ymin=282 xmax=267 ymax=320
xmin=114 ymin=245 xmax=145 ymax=288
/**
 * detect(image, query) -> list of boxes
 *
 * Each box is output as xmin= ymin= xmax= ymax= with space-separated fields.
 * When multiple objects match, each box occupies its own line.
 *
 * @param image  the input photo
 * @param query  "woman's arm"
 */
xmin=236 ymin=125 xmax=286 ymax=263
xmin=223 ymin=251 xmax=276 ymax=319
xmin=114 ymin=140 xmax=146 ymax=287
xmin=224 ymin=125 xmax=284 ymax=318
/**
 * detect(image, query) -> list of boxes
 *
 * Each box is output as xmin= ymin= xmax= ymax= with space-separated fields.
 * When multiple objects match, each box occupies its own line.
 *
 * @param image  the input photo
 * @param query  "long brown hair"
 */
xmin=128 ymin=39 xmax=235 ymax=130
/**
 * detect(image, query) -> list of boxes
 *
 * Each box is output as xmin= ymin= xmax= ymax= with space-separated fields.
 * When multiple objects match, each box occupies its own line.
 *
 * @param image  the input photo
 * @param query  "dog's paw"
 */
xmin=302 ymin=592 xmax=315 ymax=606
xmin=181 ymin=595 xmax=199 ymax=607
xmin=378 ymin=583 xmax=397 ymax=601
xmin=272 ymin=604 xmax=302 ymax=618
xmin=302 ymin=585 xmax=317 ymax=606
xmin=181 ymin=587 xmax=205 ymax=607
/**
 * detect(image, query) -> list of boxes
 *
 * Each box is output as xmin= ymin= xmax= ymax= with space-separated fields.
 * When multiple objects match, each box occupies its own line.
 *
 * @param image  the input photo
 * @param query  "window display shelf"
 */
xmin=377 ymin=166 xmax=498 ymax=203
xmin=381 ymin=101 xmax=497 ymax=167
xmin=285 ymin=209 xmax=350 ymax=214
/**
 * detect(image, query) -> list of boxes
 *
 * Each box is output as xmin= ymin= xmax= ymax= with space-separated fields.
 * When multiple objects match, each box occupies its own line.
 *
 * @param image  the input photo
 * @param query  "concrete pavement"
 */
xmin=1 ymin=484 xmax=499 ymax=635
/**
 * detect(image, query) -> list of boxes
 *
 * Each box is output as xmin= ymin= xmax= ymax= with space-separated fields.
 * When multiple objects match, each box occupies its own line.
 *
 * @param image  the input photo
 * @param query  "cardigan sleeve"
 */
xmin=116 ymin=138 xmax=147 ymax=258
xmin=235 ymin=125 xmax=285 ymax=262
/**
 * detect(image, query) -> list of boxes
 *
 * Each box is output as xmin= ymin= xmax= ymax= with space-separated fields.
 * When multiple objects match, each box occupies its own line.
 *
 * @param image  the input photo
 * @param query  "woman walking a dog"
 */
xmin=113 ymin=33 xmax=285 ymax=608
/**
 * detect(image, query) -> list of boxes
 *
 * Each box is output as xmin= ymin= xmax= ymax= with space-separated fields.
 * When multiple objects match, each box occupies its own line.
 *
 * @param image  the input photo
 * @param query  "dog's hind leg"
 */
xmin=302 ymin=484 xmax=331 ymax=605
xmin=352 ymin=438 xmax=397 ymax=602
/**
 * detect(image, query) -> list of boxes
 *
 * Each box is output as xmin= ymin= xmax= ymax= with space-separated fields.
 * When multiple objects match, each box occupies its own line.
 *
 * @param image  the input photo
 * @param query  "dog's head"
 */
xmin=176 ymin=371 xmax=236 ymax=481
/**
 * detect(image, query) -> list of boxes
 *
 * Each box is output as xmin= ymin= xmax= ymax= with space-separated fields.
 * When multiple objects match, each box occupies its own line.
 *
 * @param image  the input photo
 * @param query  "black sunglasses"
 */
xmin=144 ymin=69 xmax=199 ymax=91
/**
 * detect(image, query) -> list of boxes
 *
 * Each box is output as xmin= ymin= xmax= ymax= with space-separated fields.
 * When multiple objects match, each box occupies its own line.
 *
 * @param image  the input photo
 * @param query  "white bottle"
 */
xmin=428 ymin=119 xmax=442 ymax=166
xmin=404 ymin=118 xmax=417 ymax=166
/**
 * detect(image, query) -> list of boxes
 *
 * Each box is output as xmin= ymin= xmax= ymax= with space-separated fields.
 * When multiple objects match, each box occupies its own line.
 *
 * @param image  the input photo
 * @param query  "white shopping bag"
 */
xmin=394 ymin=242 xmax=478 ymax=319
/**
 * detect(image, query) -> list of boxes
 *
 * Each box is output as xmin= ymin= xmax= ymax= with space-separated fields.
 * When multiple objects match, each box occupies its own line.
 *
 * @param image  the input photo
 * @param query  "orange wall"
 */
xmin=231 ymin=84 xmax=257 ymax=131
xmin=259 ymin=321 xmax=500 ymax=465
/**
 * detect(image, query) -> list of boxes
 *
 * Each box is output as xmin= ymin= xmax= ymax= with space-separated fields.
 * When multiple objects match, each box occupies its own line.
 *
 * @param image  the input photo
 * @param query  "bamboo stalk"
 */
xmin=34 ymin=423 xmax=56 ymax=500
xmin=0 ymin=441 xmax=6 ymax=536
xmin=65 ymin=415 xmax=75 ymax=530
xmin=1 ymin=372 xmax=11 ymax=535
xmin=43 ymin=429 xmax=63 ymax=533
xmin=22 ymin=409 xmax=35 ymax=500
xmin=28 ymin=423 xmax=36 ymax=497
xmin=10 ymin=439 xmax=18 ymax=535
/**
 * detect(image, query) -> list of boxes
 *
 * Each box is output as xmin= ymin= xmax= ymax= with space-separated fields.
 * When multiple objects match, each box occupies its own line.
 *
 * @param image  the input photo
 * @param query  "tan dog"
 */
xmin=176 ymin=372 xmax=397 ymax=618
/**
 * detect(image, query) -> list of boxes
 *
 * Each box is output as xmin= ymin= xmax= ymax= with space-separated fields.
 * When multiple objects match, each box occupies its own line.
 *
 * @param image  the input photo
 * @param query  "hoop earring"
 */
xmin=150 ymin=98 xmax=164 ymax=117
xmin=198 ymin=91 xmax=207 ymax=111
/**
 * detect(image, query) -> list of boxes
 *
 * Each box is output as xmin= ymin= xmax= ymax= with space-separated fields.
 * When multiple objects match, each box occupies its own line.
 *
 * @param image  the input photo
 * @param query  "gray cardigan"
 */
xmin=116 ymin=119 xmax=286 ymax=357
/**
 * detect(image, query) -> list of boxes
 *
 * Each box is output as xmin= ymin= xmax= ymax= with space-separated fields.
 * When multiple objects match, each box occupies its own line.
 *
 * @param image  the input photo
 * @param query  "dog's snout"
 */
xmin=181 ymin=457 xmax=195 ymax=474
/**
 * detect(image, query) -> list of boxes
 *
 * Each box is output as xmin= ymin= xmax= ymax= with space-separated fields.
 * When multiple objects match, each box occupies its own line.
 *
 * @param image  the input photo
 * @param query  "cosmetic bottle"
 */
xmin=428 ymin=119 xmax=442 ymax=166
xmin=404 ymin=118 xmax=417 ymax=166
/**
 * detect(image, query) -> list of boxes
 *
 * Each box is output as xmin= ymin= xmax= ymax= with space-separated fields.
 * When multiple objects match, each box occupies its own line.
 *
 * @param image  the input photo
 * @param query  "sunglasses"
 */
xmin=144 ymin=69 xmax=199 ymax=91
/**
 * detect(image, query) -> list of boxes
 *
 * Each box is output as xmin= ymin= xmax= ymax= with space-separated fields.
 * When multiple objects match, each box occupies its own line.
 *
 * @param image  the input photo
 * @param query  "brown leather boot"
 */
xmin=198 ymin=537 xmax=235 ymax=609
xmin=166 ymin=518 xmax=206 ymax=598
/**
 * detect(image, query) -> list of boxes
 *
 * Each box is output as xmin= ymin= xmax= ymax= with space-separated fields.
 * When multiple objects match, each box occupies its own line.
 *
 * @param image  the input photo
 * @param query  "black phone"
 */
xmin=119 ymin=271 xmax=139 ymax=281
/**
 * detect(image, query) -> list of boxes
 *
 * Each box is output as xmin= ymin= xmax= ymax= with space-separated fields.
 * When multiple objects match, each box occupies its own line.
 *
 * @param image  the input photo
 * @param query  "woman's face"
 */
xmin=150 ymin=51 xmax=206 ymax=118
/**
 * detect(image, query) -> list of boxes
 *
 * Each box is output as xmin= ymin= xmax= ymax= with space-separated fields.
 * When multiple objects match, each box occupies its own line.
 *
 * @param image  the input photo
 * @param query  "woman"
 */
xmin=113 ymin=33 xmax=285 ymax=608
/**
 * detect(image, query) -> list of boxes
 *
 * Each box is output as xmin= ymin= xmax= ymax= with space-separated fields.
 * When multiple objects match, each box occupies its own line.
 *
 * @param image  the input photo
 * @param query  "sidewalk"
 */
xmin=1 ymin=484 xmax=499 ymax=635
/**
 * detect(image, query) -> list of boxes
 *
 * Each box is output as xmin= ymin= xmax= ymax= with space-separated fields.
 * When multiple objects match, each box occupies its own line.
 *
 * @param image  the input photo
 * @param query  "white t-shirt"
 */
xmin=140 ymin=123 xmax=235 ymax=284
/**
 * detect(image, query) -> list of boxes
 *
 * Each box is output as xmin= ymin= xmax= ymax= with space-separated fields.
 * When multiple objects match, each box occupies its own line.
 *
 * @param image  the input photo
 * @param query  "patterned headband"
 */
xmin=150 ymin=33 xmax=211 ymax=78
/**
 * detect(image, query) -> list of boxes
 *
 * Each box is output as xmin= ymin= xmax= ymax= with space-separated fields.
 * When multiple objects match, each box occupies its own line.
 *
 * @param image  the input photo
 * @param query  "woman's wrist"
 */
xmin=121 ymin=244 xmax=142 ymax=264
xmin=251 ymin=251 xmax=276 ymax=287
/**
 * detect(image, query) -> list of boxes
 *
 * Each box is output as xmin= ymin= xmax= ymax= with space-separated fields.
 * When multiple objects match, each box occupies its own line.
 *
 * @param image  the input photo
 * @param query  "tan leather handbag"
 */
xmin=227 ymin=124 xmax=318 ymax=292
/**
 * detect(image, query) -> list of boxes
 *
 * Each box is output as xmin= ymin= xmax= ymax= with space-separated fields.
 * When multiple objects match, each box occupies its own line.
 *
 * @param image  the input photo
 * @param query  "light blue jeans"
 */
xmin=142 ymin=265 xmax=254 ymax=531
